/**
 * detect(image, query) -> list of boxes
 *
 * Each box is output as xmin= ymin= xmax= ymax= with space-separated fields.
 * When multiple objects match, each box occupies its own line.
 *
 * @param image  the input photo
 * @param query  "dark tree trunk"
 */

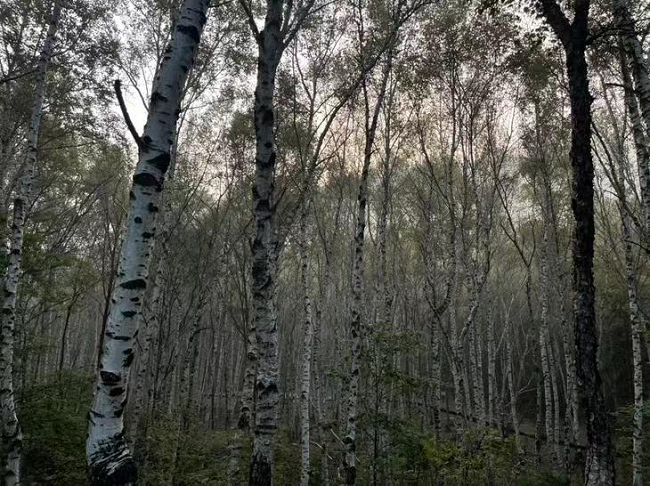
xmin=248 ymin=6 xmax=283 ymax=485
xmin=535 ymin=0 xmax=615 ymax=483
xmin=565 ymin=39 xmax=614 ymax=485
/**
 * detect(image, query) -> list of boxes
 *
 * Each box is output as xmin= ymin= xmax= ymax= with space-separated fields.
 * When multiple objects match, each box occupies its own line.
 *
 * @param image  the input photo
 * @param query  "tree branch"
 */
xmin=238 ymin=0 xmax=261 ymax=43
xmin=113 ymin=80 xmax=144 ymax=151
xmin=536 ymin=0 xmax=571 ymax=46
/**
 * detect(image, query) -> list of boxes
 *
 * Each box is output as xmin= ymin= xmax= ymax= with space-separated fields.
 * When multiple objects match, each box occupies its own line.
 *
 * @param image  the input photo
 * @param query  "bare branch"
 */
xmin=113 ymin=79 xmax=144 ymax=151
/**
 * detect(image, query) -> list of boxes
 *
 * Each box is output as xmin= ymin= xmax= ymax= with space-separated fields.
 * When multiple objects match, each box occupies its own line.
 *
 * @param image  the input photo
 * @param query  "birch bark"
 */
xmin=621 ymin=209 xmax=644 ymax=486
xmin=615 ymin=0 xmax=650 ymax=233
xmin=298 ymin=203 xmax=314 ymax=486
xmin=343 ymin=45 xmax=393 ymax=485
xmin=0 ymin=2 xmax=61 ymax=484
xmin=86 ymin=1 xmax=208 ymax=483
xmin=247 ymin=8 xmax=283 ymax=483
xmin=539 ymin=225 xmax=555 ymax=453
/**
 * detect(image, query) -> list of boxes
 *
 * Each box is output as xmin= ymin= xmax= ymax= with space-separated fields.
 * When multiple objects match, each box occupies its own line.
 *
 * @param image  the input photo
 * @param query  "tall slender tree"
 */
xmin=535 ymin=0 xmax=615 ymax=483
xmin=0 ymin=1 xmax=62 ymax=484
xmin=238 ymin=0 xmax=318 ymax=482
xmin=86 ymin=1 xmax=209 ymax=483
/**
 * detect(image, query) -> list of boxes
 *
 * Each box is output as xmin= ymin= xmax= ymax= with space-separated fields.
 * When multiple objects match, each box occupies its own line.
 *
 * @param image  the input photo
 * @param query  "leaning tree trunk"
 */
xmin=86 ymin=1 xmax=208 ymax=483
xmin=0 ymin=2 xmax=61 ymax=484
xmin=615 ymin=0 xmax=650 ymax=233
xmin=615 ymin=0 xmax=650 ymax=136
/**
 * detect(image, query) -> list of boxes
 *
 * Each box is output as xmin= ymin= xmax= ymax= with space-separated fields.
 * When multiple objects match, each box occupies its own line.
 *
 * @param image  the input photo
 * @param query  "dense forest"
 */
xmin=0 ymin=0 xmax=649 ymax=484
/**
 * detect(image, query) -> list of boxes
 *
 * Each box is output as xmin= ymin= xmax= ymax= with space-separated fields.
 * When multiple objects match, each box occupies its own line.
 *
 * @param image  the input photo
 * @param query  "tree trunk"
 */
xmin=566 ymin=35 xmax=615 ymax=486
xmin=298 ymin=204 xmax=314 ymax=486
xmin=615 ymin=0 xmax=650 ymax=234
xmin=343 ymin=47 xmax=393 ymax=485
xmin=615 ymin=0 xmax=650 ymax=137
xmin=86 ymin=1 xmax=208 ymax=483
xmin=0 ymin=2 xmax=61 ymax=484
xmin=621 ymin=206 xmax=644 ymax=486
xmin=504 ymin=306 xmax=522 ymax=454
xmin=539 ymin=226 xmax=555 ymax=456
xmin=486 ymin=311 xmax=496 ymax=426
xmin=129 ymin=207 xmax=169 ymax=444
xmin=248 ymin=4 xmax=285 ymax=481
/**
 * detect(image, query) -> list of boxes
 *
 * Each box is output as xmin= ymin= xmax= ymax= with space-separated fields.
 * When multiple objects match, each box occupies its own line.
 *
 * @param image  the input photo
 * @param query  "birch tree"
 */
xmin=0 ymin=1 xmax=61 ymax=483
xmin=86 ymin=1 xmax=209 ymax=483
xmin=237 ymin=0 xmax=321 ymax=482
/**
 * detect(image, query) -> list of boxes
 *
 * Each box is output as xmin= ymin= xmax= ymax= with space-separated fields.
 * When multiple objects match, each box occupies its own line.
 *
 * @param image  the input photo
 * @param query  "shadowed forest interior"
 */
xmin=0 ymin=0 xmax=649 ymax=484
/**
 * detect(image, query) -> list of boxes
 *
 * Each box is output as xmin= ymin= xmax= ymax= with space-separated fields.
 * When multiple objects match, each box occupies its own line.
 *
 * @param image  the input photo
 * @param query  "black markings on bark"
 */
xmin=151 ymin=91 xmax=169 ymax=104
xmin=100 ymin=371 xmax=120 ymax=384
xmin=249 ymin=454 xmax=273 ymax=486
xmin=88 ymin=440 xmax=137 ymax=486
xmin=258 ymin=153 xmax=276 ymax=170
xmin=123 ymin=352 xmax=134 ymax=367
xmin=133 ymin=172 xmax=159 ymax=187
xmin=134 ymin=217 xmax=142 ymax=224
xmin=121 ymin=278 xmax=147 ymax=290
xmin=109 ymin=387 xmax=124 ymax=397
xmin=148 ymin=152 xmax=171 ymax=173
xmin=142 ymin=232 xmax=154 ymax=239
xmin=177 ymin=24 xmax=200 ymax=43
xmin=261 ymin=107 xmax=274 ymax=125
xmin=121 ymin=311 xmax=136 ymax=318
xmin=147 ymin=203 xmax=159 ymax=213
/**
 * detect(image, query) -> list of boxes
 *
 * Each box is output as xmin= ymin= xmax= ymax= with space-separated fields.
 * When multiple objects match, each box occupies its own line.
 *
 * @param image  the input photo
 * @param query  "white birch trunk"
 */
xmin=343 ymin=47 xmax=393 ymax=486
xmin=539 ymin=226 xmax=555 ymax=454
xmin=616 ymin=0 xmax=650 ymax=135
xmin=246 ymin=1 xmax=293 ymax=480
xmin=0 ymin=2 xmax=61 ymax=484
xmin=504 ymin=305 xmax=522 ymax=454
xmin=298 ymin=205 xmax=314 ymax=486
xmin=228 ymin=318 xmax=257 ymax=485
xmin=128 ymin=208 xmax=169 ymax=444
xmin=86 ymin=2 xmax=208 ymax=482
xmin=469 ymin=322 xmax=485 ymax=425
xmin=548 ymin=341 xmax=562 ymax=465
xmin=486 ymin=311 xmax=496 ymax=426
xmin=622 ymin=211 xmax=644 ymax=486
xmin=609 ymin=65 xmax=645 ymax=484
xmin=616 ymin=0 xmax=650 ymax=235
